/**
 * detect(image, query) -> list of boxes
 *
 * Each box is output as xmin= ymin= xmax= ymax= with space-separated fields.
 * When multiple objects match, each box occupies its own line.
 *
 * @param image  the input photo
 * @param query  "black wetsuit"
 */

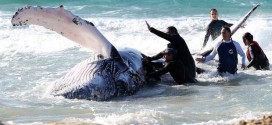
xmin=150 ymin=27 xmax=197 ymax=83
xmin=246 ymin=41 xmax=270 ymax=70
xmin=147 ymin=59 xmax=185 ymax=84
xmin=202 ymin=20 xmax=233 ymax=56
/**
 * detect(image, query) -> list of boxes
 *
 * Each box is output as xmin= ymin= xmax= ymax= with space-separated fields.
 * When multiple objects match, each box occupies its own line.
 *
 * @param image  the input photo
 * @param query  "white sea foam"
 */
xmin=1 ymin=12 xmax=272 ymax=56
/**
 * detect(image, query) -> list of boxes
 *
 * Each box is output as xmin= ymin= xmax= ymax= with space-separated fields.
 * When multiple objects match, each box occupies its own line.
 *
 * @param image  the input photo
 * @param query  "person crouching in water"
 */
xmin=144 ymin=48 xmax=186 ymax=85
xmin=242 ymin=32 xmax=270 ymax=70
xmin=196 ymin=26 xmax=246 ymax=75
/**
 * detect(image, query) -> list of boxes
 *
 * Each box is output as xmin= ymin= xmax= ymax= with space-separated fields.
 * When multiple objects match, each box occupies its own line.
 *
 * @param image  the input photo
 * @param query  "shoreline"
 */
xmin=1 ymin=116 xmax=272 ymax=125
xmin=235 ymin=115 xmax=272 ymax=125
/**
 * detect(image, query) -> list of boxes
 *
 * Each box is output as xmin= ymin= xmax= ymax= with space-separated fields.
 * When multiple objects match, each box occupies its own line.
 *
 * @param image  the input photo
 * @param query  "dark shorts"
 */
xmin=217 ymin=67 xmax=237 ymax=74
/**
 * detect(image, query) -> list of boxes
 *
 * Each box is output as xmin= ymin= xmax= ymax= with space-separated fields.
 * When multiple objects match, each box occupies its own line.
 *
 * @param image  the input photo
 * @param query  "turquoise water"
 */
xmin=1 ymin=0 xmax=271 ymax=17
xmin=1 ymin=0 xmax=272 ymax=124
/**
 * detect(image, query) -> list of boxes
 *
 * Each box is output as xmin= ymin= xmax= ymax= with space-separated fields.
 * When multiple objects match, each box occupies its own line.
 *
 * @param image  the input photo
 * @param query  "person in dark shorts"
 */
xmin=201 ymin=8 xmax=233 ymax=56
xmin=145 ymin=21 xmax=198 ymax=83
xmin=242 ymin=32 xmax=270 ymax=70
xmin=144 ymin=48 xmax=186 ymax=84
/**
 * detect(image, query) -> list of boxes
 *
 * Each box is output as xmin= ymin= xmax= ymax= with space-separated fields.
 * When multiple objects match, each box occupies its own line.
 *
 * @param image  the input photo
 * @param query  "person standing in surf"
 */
xmin=145 ymin=21 xmax=197 ymax=83
xmin=196 ymin=27 xmax=246 ymax=75
xmin=242 ymin=32 xmax=270 ymax=70
xmin=201 ymin=8 xmax=233 ymax=56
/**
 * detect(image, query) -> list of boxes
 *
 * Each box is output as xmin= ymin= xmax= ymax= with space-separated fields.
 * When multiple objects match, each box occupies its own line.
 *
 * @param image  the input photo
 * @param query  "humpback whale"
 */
xmin=11 ymin=5 xmax=146 ymax=101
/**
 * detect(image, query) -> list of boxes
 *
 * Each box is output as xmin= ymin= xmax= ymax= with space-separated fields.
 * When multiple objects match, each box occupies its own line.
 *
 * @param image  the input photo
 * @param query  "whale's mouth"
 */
xmin=61 ymin=75 xmax=116 ymax=101
xmin=48 ymin=58 xmax=119 ymax=101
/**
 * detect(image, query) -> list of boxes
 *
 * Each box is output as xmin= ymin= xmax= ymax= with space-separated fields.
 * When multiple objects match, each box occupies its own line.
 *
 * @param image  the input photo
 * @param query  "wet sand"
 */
xmin=234 ymin=115 xmax=272 ymax=125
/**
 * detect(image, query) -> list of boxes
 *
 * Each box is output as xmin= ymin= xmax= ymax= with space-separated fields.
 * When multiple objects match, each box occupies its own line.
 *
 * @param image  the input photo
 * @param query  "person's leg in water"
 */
xmin=184 ymin=67 xmax=198 ymax=83
xmin=196 ymin=67 xmax=205 ymax=74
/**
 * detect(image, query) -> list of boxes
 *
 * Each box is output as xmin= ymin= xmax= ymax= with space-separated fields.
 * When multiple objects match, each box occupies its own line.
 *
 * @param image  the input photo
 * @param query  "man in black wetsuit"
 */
xmin=145 ymin=21 xmax=197 ymax=83
xmin=201 ymin=8 xmax=233 ymax=56
xmin=242 ymin=32 xmax=270 ymax=70
xmin=146 ymin=48 xmax=186 ymax=84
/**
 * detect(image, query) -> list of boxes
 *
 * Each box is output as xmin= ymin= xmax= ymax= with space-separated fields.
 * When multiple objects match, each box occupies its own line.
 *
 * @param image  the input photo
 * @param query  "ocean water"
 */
xmin=1 ymin=0 xmax=272 ymax=124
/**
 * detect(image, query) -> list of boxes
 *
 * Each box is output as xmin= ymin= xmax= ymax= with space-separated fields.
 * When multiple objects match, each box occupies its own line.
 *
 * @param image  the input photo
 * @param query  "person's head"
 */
xmin=210 ymin=8 xmax=218 ymax=20
xmin=166 ymin=26 xmax=178 ymax=35
xmin=221 ymin=26 xmax=231 ymax=41
xmin=163 ymin=48 xmax=176 ymax=62
xmin=242 ymin=32 xmax=253 ymax=46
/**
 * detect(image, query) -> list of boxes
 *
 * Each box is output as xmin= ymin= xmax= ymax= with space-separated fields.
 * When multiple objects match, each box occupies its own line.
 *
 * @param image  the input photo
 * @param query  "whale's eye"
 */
xmin=97 ymin=54 xmax=104 ymax=59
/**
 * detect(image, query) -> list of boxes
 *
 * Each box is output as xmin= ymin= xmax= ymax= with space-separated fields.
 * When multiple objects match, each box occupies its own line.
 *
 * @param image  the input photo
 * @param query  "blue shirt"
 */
xmin=204 ymin=39 xmax=246 ymax=66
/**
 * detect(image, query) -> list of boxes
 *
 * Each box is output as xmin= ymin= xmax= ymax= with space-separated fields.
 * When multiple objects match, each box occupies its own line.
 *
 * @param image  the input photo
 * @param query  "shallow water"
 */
xmin=1 ymin=0 xmax=272 ymax=124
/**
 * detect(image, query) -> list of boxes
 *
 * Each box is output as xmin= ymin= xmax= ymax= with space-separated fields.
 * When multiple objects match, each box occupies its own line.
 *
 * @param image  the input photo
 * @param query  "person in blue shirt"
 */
xmin=201 ymin=8 xmax=233 ymax=57
xmin=196 ymin=26 xmax=246 ymax=75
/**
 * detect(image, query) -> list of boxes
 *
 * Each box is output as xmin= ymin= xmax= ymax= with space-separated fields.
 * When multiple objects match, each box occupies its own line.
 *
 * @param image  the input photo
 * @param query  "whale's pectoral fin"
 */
xmin=11 ymin=5 xmax=122 ymax=60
